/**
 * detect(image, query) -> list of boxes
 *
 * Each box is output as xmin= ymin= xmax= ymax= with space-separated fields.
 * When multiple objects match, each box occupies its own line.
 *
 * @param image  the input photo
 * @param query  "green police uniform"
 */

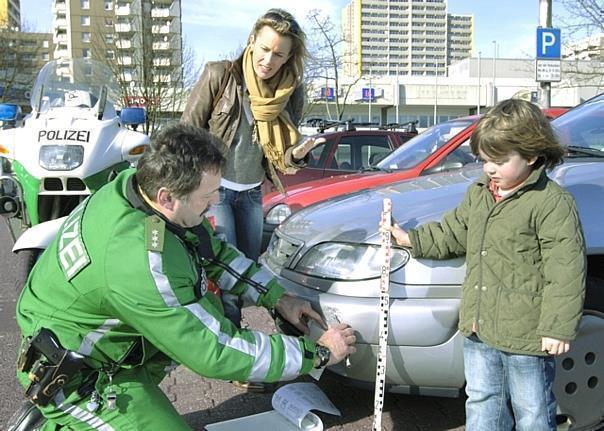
xmin=16 ymin=169 xmax=318 ymax=430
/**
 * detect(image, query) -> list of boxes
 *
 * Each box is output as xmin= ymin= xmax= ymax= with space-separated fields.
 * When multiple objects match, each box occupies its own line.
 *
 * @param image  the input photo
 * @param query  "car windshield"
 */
xmin=553 ymin=93 xmax=604 ymax=152
xmin=377 ymin=118 xmax=475 ymax=170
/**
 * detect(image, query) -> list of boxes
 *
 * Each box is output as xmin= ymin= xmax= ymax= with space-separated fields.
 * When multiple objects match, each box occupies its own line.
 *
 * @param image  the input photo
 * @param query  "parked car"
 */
xmin=260 ymin=100 xmax=602 ymax=430
xmin=262 ymin=108 xmax=568 ymax=249
xmin=262 ymin=122 xmax=417 ymax=194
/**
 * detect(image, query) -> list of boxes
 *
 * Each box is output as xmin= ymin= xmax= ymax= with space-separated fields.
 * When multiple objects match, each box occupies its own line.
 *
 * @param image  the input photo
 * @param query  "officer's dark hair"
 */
xmin=136 ymin=123 xmax=226 ymax=200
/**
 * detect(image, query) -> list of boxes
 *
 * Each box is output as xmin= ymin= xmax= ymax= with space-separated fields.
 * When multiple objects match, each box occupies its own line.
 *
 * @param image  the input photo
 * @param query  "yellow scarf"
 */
xmin=243 ymin=44 xmax=302 ymax=175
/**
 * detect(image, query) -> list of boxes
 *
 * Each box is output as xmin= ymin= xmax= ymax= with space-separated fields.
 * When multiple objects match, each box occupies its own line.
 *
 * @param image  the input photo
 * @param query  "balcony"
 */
xmin=115 ymin=4 xmax=131 ymax=15
xmin=152 ymin=41 xmax=170 ymax=50
xmin=151 ymin=7 xmax=170 ymax=18
xmin=153 ymin=58 xmax=171 ymax=67
xmin=116 ymin=39 xmax=132 ymax=49
xmin=117 ymin=56 xmax=133 ymax=66
xmin=115 ymin=23 xmax=133 ymax=33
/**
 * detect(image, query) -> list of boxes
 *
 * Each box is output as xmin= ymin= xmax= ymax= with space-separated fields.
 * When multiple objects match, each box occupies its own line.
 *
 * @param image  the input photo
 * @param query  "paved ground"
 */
xmin=0 ymin=223 xmax=466 ymax=430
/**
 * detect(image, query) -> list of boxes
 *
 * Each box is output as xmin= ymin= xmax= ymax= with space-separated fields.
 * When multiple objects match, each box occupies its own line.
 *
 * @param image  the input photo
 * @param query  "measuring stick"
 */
xmin=372 ymin=198 xmax=392 ymax=431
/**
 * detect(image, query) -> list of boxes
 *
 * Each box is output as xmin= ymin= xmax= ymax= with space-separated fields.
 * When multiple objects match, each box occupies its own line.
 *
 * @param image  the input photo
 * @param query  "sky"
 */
xmin=20 ymin=0 xmax=560 ymax=67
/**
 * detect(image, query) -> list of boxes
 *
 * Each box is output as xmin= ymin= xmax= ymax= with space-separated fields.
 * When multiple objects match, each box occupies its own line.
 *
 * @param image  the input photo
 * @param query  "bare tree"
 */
xmin=92 ymin=11 xmax=200 ymax=134
xmin=304 ymin=9 xmax=361 ymax=121
xmin=557 ymin=0 xmax=604 ymax=38
xmin=554 ymin=0 xmax=604 ymax=88
xmin=0 ymin=23 xmax=46 ymax=106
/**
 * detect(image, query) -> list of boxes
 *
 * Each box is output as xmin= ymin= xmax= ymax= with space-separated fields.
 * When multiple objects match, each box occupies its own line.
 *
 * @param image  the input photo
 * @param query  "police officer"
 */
xmin=15 ymin=124 xmax=356 ymax=430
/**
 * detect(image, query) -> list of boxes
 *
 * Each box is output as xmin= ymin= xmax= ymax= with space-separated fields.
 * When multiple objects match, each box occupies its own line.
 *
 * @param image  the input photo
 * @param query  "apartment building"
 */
xmin=563 ymin=33 xmax=604 ymax=61
xmin=342 ymin=0 xmax=473 ymax=78
xmin=52 ymin=0 xmax=182 ymax=107
xmin=0 ymin=0 xmax=20 ymax=29
xmin=0 ymin=0 xmax=53 ymax=107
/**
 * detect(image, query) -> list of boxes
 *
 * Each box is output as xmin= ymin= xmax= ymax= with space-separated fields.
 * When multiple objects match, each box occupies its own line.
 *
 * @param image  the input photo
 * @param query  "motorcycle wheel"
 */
xmin=6 ymin=400 xmax=46 ymax=431
xmin=14 ymin=249 xmax=40 ymax=294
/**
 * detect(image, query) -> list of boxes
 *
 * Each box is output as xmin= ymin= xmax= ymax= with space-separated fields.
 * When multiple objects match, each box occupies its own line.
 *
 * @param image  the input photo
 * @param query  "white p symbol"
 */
xmin=542 ymin=32 xmax=556 ymax=56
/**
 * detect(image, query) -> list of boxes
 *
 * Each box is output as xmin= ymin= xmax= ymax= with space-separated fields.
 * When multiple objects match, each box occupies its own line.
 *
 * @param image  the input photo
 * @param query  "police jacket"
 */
xmin=408 ymin=166 xmax=587 ymax=355
xmin=16 ymin=170 xmax=317 ymax=381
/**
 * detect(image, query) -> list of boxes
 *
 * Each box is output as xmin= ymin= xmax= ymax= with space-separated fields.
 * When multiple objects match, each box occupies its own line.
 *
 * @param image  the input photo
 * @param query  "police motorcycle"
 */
xmin=0 ymin=58 xmax=148 ymax=290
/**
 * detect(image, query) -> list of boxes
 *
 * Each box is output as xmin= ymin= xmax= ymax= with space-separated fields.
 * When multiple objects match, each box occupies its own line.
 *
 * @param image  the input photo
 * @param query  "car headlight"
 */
xmin=265 ymin=203 xmax=292 ymax=225
xmin=294 ymin=242 xmax=410 ymax=280
xmin=39 ymin=145 xmax=84 ymax=171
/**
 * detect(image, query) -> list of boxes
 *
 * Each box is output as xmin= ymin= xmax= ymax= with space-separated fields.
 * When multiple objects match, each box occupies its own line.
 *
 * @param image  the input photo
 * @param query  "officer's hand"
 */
xmin=292 ymin=137 xmax=327 ymax=161
xmin=275 ymin=293 xmax=326 ymax=335
xmin=317 ymin=323 xmax=357 ymax=367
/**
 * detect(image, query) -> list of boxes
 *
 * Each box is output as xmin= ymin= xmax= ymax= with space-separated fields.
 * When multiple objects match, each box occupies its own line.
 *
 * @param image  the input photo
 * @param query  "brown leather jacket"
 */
xmin=181 ymin=55 xmax=305 ymax=168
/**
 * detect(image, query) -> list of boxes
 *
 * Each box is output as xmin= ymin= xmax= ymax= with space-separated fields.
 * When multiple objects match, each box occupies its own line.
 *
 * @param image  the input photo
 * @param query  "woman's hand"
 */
xmin=292 ymin=137 xmax=327 ymax=161
xmin=542 ymin=337 xmax=570 ymax=356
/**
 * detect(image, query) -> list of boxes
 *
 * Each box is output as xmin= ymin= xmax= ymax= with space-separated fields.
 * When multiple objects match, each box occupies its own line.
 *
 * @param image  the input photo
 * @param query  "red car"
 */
xmin=262 ymin=125 xmax=417 ymax=194
xmin=262 ymin=108 xmax=567 ymax=248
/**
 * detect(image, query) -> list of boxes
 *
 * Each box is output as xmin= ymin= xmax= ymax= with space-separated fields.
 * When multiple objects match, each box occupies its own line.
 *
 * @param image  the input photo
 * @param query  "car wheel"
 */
xmin=554 ymin=277 xmax=604 ymax=430
xmin=14 ymin=249 xmax=40 ymax=294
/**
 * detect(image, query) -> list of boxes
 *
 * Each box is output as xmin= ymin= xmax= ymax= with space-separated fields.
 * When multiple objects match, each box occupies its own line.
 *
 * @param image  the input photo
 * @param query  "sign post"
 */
xmin=535 ymin=1 xmax=558 ymax=108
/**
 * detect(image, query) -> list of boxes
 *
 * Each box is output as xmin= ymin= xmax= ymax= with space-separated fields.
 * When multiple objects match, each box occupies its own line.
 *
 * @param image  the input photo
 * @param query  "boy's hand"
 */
xmin=541 ymin=337 xmax=570 ymax=356
xmin=380 ymin=220 xmax=411 ymax=248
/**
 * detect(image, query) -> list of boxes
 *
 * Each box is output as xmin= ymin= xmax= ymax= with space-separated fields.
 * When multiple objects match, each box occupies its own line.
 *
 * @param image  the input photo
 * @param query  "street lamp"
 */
xmin=477 ymin=51 xmax=481 ymax=114
xmin=492 ymin=40 xmax=498 ymax=105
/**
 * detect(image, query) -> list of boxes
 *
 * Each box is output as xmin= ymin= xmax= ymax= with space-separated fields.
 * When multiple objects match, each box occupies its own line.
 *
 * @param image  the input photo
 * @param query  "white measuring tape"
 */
xmin=372 ymin=198 xmax=392 ymax=431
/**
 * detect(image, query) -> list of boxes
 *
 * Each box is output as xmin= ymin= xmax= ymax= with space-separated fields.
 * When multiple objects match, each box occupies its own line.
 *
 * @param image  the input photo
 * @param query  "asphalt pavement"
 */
xmin=0 ymin=223 xmax=466 ymax=430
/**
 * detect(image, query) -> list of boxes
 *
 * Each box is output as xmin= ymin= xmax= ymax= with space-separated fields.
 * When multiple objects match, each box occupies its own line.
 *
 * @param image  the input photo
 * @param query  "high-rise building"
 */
xmin=52 ymin=0 xmax=182 ymax=106
xmin=0 ymin=0 xmax=20 ymax=30
xmin=562 ymin=33 xmax=604 ymax=61
xmin=342 ymin=0 xmax=473 ymax=77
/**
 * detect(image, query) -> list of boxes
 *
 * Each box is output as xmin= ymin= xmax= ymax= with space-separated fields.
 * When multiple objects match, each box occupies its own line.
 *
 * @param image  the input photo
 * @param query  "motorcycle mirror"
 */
xmin=32 ymin=84 xmax=44 ymax=118
xmin=120 ymin=107 xmax=146 ymax=126
xmin=0 ymin=103 xmax=20 ymax=121
xmin=96 ymin=85 xmax=107 ymax=120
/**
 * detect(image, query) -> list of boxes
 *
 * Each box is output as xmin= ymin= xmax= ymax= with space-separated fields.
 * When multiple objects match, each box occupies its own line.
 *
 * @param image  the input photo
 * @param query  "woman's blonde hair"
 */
xmin=470 ymin=99 xmax=564 ymax=169
xmin=248 ymin=8 xmax=308 ymax=80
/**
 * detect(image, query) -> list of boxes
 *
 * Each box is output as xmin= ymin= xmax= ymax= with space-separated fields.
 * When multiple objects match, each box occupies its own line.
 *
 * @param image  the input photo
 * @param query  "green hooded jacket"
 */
xmin=408 ymin=166 xmax=586 ymax=355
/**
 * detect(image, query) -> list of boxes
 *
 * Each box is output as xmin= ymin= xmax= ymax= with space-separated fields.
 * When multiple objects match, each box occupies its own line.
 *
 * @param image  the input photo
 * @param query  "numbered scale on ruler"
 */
xmin=372 ymin=198 xmax=392 ymax=431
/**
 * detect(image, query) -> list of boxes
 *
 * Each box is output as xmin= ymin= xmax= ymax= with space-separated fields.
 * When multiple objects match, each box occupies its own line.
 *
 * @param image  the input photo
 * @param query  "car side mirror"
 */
xmin=421 ymin=161 xmax=464 ymax=176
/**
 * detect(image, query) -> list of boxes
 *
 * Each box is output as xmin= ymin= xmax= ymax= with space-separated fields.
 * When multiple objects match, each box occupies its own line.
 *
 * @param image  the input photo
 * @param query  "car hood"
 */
xmin=263 ymin=170 xmax=392 ymax=211
xmin=278 ymin=161 xmax=604 ymax=252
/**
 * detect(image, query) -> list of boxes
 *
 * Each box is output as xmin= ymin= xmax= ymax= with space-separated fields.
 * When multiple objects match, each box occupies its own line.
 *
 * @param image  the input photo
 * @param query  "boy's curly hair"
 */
xmin=470 ymin=99 xmax=564 ymax=169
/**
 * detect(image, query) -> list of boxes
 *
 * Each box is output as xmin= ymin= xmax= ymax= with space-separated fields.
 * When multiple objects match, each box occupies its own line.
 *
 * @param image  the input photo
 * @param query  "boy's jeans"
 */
xmin=464 ymin=334 xmax=557 ymax=431
xmin=206 ymin=186 xmax=263 ymax=327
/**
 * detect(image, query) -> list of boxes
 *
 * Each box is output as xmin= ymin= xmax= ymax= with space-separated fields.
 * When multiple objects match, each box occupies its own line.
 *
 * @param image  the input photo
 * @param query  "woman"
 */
xmin=181 ymin=9 xmax=321 ymax=329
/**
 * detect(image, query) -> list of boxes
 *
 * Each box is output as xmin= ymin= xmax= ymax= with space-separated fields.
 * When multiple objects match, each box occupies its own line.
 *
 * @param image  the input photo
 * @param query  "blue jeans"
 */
xmin=463 ymin=334 xmax=557 ymax=431
xmin=206 ymin=186 xmax=263 ymax=327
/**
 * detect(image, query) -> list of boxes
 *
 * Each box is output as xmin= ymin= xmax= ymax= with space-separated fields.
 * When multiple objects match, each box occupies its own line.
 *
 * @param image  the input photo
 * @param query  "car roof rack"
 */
xmin=379 ymin=121 xmax=419 ymax=133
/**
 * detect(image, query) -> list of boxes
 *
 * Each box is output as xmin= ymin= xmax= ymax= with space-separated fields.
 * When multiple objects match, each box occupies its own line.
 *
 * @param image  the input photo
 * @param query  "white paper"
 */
xmin=204 ymin=382 xmax=340 ymax=431
xmin=272 ymin=382 xmax=340 ymax=430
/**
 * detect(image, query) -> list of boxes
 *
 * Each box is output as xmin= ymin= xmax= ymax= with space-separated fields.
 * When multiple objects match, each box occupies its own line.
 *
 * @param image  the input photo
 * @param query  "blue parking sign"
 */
xmin=536 ymin=28 xmax=561 ymax=59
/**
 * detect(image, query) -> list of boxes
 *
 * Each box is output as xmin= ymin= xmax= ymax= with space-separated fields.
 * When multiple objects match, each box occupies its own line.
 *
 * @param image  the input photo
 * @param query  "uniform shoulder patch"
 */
xmin=145 ymin=215 xmax=165 ymax=252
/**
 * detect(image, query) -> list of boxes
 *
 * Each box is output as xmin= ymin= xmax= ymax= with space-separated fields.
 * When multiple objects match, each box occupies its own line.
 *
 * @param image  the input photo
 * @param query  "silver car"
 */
xmin=261 ymin=95 xmax=604 ymax=431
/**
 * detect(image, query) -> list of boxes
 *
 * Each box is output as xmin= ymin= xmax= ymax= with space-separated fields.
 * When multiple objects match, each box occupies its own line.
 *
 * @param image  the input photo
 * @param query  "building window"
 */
xmin=105 ymin=17 xmax=113 ymax=27
xmin=43 ymin=53 xmax=50 ymax=61
xmin=82 ymin=32 xmax=91 ymax=43
xmin=104 ymin=1 xmax=113 ymax=10
xmin=105 ymin=34 xmax=114 ymax=44
xmin=81 ymin=0 xmax=89 ymax=9
xmin=81 ymin=16 xmax=90 ymax=26
xmin=82 ymin=48 xmax=91 ymax=58
xmin=106 ymin=50 xmax=115 ymax=59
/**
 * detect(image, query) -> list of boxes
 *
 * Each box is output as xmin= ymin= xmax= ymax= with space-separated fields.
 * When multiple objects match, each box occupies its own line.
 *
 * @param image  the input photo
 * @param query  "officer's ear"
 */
xmin=156 ymin=187 xmax=175 ymax=211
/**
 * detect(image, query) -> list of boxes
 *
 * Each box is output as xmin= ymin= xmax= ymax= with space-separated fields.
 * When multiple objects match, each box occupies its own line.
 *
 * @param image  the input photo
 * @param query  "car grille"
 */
xmin=264 ymin=233 xmax=302 ymax=273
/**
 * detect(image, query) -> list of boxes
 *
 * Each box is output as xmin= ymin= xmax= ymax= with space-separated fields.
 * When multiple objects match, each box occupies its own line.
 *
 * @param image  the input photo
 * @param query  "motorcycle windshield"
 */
xmin=30 ymin=58 xmax=121 ymax=114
